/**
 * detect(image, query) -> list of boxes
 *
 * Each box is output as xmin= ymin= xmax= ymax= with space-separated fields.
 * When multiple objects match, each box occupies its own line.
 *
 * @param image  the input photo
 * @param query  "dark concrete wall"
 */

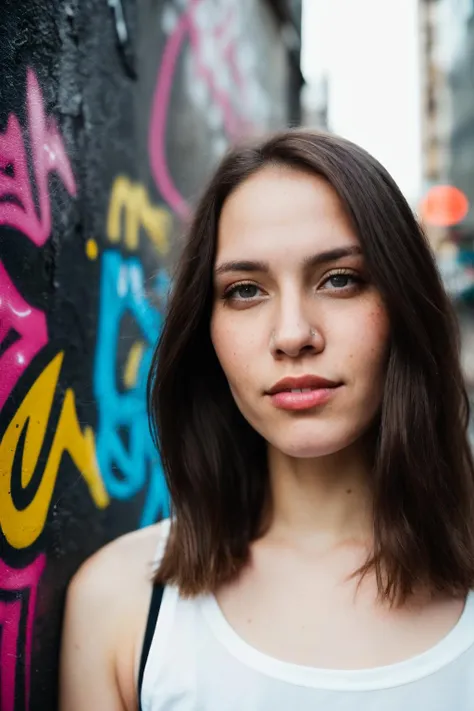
xmin=0 ymin=1 xmax=300 ymax=709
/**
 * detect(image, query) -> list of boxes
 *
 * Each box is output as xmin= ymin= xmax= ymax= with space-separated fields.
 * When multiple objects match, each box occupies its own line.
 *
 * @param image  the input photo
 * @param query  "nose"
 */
xmin=270 ymin=295 xmax=325 ymax=358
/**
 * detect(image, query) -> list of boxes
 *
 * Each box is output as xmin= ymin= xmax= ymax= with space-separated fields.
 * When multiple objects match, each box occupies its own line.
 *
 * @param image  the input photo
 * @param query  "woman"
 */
xmin=60 ymin=130 xmax=474 ymax=710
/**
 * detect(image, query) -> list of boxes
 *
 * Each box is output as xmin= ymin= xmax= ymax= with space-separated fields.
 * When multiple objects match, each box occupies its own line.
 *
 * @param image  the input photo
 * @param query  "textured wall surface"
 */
xmin=0 ymin=1 xmax=300 ymax=709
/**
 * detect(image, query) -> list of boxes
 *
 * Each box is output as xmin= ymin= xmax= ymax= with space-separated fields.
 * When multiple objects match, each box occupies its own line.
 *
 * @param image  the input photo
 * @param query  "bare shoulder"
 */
xmin=64 ymin=518 xmax=171 ymax=650
xmin=59 ymin=520 xmax=170 ymax=711
xmin=69 ymin=519 xmax=168 ymax=600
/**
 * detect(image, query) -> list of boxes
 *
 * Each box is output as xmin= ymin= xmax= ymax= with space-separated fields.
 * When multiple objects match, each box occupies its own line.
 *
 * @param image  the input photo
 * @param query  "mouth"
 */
xmin=266 ymin=375 xmax=342 ymax=411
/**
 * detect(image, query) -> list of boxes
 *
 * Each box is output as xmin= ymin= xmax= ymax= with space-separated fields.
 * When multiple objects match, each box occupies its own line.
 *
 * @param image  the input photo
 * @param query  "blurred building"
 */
xmin=302 ymin=74 xmax=329 ymax=130
xmin=275 ymin=0 xmax=305 ymax=124
xmin=419 ymin=0 xmax=474 ymax=241
xmin=419 ymin=0 xmax=450 ymax=193
xmin=419 ymin=0 xmax=474 ymax=396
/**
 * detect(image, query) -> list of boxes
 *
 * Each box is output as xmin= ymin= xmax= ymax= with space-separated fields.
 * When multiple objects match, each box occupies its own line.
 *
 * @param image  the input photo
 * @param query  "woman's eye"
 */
xmin=321 ymin=272 xmax=360 ymax=290
xmin=224 ymin=283 xmax=261 ymax=301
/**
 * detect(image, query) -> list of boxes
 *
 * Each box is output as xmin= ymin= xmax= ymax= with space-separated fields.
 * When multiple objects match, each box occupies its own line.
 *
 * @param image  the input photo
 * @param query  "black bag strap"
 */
xmin=138 ymin=583 xmax=164 ymax=711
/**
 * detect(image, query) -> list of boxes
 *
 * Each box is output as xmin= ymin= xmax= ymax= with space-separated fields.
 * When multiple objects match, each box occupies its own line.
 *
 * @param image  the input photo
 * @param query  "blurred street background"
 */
xmin=302 ymin=0 xmax=474 ymax=436
xmin=1 ymin=1 xmax=473 ymax=709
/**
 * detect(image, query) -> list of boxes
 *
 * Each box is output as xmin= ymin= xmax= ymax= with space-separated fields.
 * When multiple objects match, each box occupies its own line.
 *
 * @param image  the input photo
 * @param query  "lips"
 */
xmin=266 ymin=375 xmax=340 ymax=395
xmin=266 ymin=375 xmax=341 ymax=411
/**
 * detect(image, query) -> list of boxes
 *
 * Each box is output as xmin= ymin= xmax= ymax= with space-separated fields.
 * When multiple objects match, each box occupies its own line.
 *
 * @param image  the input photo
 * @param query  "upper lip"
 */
xmin=266 ymin=375 xmax=341 ymax=395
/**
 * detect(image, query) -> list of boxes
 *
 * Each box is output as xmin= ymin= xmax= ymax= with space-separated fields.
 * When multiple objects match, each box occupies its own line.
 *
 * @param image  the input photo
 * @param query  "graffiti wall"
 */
xmin=0 ymin=0 xmax=300 ymax=709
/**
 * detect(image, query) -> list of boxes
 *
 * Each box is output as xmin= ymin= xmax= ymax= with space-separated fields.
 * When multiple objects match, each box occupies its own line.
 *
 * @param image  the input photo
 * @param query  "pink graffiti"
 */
xmin=0 ymin=68 xmax=77 ymax=245
xmin=149 ymin=0 xmax=255 ymax=217
xmin=0 ymin=262 xmax=48 ymax=410
xmin=0 ymin=554 xmax=46 ymax=711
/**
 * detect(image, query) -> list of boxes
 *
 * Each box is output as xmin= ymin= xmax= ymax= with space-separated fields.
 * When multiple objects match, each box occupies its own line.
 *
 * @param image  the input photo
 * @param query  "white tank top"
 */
xmin=141 ymin=522 xmax=474 ymax=711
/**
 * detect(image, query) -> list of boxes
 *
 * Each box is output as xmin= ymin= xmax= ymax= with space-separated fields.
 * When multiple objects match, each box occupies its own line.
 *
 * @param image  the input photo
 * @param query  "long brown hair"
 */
xmin=148 ymin=129 xmax=474 ymax=604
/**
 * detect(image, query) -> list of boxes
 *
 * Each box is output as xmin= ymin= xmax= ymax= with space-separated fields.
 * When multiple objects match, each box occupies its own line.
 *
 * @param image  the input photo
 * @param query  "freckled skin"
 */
xmin=211 ymin=165 xmax=390 ymax=459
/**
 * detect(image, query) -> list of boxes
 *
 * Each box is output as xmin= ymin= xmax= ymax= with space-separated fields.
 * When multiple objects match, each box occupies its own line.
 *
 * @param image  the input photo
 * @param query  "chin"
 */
xmin=266 ymin=423 xmax=362 ymax=460
xmin=275 ymin=441 xmax=345 ymax=459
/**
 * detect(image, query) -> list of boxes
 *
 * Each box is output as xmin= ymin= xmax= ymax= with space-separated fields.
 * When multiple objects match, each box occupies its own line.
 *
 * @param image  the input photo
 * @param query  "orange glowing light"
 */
xmin=419 ymin=185 xmax=469 ymax=227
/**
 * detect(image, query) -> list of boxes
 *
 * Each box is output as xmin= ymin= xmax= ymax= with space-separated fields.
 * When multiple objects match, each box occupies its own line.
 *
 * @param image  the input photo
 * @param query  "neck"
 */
xmin=266 ymin=439 xmax=374 ymax=548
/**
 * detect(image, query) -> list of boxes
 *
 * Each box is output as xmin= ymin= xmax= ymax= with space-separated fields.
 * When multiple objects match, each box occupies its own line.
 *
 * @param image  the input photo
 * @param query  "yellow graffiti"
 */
xmin=123 ymin=341 xmax=145 ymax=389
xmin=86 ymin=237 xmax=99 ymax=260
xmin=0 ymin=352 xmax=109 ymax=549
xmin=107 ymin=175 xmax=171 ymax=254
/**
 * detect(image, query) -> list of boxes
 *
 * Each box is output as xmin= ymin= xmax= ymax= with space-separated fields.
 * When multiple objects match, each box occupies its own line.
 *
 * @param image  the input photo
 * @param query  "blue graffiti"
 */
xmin=93 ymin=249 xmax=169 ymax=525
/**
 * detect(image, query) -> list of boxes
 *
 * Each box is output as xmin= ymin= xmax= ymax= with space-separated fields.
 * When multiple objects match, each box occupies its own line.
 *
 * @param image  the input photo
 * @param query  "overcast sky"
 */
xmin=301 ymin=0 xmax=422 ymax=206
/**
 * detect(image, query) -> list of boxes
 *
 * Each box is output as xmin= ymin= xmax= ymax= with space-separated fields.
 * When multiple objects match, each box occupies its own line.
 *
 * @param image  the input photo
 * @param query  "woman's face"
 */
xmin=210 ymin=165 xmax=390 ymax=458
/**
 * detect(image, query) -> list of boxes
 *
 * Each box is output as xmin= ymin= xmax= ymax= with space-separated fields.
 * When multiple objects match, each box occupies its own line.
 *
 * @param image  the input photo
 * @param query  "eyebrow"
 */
xmin=214 ymin=246 xmax=363 ymax=276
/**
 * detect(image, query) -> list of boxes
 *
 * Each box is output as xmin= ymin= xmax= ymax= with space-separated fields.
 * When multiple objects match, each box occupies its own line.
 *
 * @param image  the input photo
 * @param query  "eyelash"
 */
xmin=221 ymin=270 xmax=364 ymax=303
xmin=322 ymin=269 xmax=363 ymax=290
xmin=222 ymin=281 xmax=262 ymax=302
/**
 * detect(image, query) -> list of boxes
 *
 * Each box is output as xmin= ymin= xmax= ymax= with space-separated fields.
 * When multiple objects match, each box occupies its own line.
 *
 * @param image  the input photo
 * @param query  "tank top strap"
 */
xmin=138 ymin=584 xmax=164 ymax=710
xmin=138 ymin=519 xmax=172 ymax=711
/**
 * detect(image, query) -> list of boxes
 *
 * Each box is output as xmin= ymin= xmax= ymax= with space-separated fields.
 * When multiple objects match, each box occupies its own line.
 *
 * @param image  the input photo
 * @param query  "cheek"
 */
xmin=366 ymin=304 xmax=390 ymax=361
xmin=338 ymin=301 xmax=390 ymax=376
xmin=210 ymin=311 xmax=258 ymax=386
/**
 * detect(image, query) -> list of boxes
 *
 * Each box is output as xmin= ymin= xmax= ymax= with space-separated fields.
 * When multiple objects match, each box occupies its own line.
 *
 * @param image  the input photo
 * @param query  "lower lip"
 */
xmin=269 ymin=387 xmax=339 ymax=411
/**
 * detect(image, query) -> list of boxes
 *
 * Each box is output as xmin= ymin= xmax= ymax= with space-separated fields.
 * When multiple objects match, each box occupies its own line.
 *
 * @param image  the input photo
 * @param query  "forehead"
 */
xmin=217 ymin=165 xmax=359 ymax=258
